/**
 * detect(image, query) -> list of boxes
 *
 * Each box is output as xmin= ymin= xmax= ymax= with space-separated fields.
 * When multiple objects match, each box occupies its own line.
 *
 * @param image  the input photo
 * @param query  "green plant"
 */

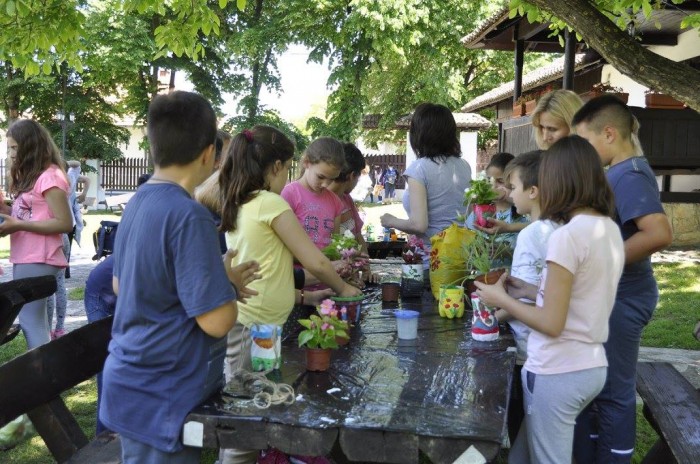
xmin=463 ymin=233 xmax=512 ymax=276
xmin=321 ymin=230 xmax=361 ymax=260
xmin=463 ymin=175 xmax=499 ymax=206
xmin=297 ymin=299 xmax=349 ymax=349
xmin=591 ymin=82 xmax=624 ymax=93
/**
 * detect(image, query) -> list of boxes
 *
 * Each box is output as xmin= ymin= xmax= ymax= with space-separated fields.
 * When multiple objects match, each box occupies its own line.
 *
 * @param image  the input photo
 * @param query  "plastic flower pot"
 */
xmin=470 ymin=292 xmax=499 ymax=341
xmin=394 ymin=310 xmax=419 ymax=340
xmin=382 ymin=282 xmax=400 ymax=302
xmin=438 ymin=285 xmax=465 ymax=319
xmin=474 ymin=268 xmax=506 ymax=286
xmin=332 ymin=295 xmax=364 ymax=323
xmin=305 ymin=348 xmax=332 ymax=372
xmin=473 ymin=204 xmax=496 ymax=227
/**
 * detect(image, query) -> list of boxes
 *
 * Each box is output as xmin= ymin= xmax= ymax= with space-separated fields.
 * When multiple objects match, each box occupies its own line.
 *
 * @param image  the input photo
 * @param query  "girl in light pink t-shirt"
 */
xmin=281 ymin=137 xmax=346 ymax=250
xmin=475 ymin=136 xmax=624 ymax=464
xmin=0 ymin=120 xmax=73 ymax=349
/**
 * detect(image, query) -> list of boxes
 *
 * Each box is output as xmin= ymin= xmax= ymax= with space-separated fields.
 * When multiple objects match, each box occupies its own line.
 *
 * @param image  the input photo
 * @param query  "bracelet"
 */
xmin=300 ymin=289 xmax=305 ymax=306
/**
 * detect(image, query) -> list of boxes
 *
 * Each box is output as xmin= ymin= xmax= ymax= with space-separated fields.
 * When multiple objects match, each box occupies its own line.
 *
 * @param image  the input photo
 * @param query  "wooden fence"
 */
xmin=365 ymin=154 xmax=406 ymax=189
xmin=100 ymin=158 xmax=152 ymax=192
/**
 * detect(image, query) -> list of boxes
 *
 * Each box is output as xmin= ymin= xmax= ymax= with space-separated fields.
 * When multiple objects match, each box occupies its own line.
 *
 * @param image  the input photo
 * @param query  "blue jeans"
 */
xmin=121 ymin=435 xmax=201 ymax=464
xmin=85 ymin=290 xmax=116 ymax=435
xmin=573 ymin=284 xmax=658 ymax=463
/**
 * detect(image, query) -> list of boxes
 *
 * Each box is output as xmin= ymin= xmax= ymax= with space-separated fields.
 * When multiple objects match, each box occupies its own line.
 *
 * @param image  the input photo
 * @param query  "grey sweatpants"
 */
xmin=13 ymin=263 xmax=63 ymax=349
xmin=509 ymin=366 xmax=606 ymax=464
xmin=46 ymin=234 xmax=71 ymax=331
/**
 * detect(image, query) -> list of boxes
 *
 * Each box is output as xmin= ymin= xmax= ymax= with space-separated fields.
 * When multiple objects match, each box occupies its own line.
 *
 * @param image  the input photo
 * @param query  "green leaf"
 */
xmin=218 ymin=0 xmax=227 ymax=8
xmin=298 ymin=331 xmax=314 ymax=347
xmin=6 ymin=0 xmax=15 ymax=15
xmin=237 ymin=0 xmax=246 ymax=11
xmin=642 ymin=1 xmax=652 ymax=17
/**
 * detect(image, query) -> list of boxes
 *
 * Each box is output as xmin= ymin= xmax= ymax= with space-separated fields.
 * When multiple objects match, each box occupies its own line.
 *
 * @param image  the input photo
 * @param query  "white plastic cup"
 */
xmin=395 ymin=310 xmax=419 ymax=340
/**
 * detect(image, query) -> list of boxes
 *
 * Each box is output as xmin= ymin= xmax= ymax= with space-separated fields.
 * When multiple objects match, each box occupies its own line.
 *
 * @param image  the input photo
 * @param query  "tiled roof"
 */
xmin=460 ymin=5 xmax=511 ymax=47
xmin=460 ymin=53 xmax=600 ymax=112
xmin=363 ymin=113 xmax=491 ymax=131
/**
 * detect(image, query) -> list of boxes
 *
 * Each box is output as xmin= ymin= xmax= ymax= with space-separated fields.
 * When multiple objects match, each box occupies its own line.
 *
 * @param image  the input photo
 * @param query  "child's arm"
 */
xmin=623 ymin=213 xmax=672 ymax=264
xmin=196 ymin=302 xmax=238 ymax=338
xmin=273 ymin=210 xmax=361 ymax=297
xmin=476 ymin=218 xmax=528 ymax=234
xmin=380 ymin=178 xmax=427 ymax=234
xmin=0 ymin=188 xmax=73 ymax=236
xmin=475 ymin=264 xmax=573 ymax=338
xmin=76 ymin=175 xmax=91 ymax=203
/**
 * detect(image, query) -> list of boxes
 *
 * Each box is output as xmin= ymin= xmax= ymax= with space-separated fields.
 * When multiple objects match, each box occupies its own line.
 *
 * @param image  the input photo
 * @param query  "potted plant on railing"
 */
xmin=400 ymin=235 xmax=426 ymax=298
xmin=463 ymin=174 xmax=499 ymax=228
xmin=644 ymin=89 xmax=686 ymax=109
xmin=583 ymin=83 xmax=629 ymax=104
xmin=298 ymin=300 xmax=349 ymax=371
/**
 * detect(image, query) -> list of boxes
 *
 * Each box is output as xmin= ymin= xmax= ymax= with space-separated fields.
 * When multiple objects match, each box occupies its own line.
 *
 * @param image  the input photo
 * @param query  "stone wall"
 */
xmin=663 ymin=202 xmax=700 ymax=246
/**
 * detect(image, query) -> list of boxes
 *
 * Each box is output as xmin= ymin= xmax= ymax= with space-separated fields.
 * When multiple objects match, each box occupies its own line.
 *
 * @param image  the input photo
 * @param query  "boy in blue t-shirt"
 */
xmin=572 ymin=95 xmax=673 ymax=464
xmin=101 ymin=91 xmax=259 ymax=464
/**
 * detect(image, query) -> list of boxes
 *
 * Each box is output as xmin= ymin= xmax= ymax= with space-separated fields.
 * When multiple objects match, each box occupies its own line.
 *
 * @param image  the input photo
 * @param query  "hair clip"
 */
xmin=242 ymin=129 xmax=254 ymax=143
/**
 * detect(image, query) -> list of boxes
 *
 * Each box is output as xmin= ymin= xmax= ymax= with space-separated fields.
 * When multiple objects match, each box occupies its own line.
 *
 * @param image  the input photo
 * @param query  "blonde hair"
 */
xmin=531 ymin=90 xmax=583 ymax=149
xmin=194 ymin=171 xmax=222 ymax=215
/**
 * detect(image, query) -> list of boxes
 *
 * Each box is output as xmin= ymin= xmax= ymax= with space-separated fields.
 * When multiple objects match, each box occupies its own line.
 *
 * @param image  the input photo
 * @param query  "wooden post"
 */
xmin=513 ymin=36 xmax=524 ymax=105
xmin=563 ymin=29 xmax=576 ymax=90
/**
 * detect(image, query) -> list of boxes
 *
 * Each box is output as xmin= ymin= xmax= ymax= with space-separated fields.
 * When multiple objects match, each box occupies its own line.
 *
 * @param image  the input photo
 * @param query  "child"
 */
xmin=328 ymin=143 xmax=368 ymax=251
xmin=493 ymin=150 xmax=557 ymax=443
xmin=0 ymin=120 xmax=73 ymax=349
xmin=475 ymin=135 xmax=625 ymax=463
xmin=572 ymin=95 xmax=673 ymax=463
xmin=100 ymin=91 xmax=259 ymax=463
xmin=218 ymin=126 xmax=361 ymax=464
xmin=383 ymin=164 xmax=398 ymax=202
xmin=281 ymin=137 xmax=346 ymax=250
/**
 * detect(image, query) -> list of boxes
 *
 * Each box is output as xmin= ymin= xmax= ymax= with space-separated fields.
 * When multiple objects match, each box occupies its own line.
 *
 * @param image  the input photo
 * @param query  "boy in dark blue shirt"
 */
xmin=573 ymin=95 xmax=673 ymax=464
xmin=101 ymin=91 xmax=258 ymax=463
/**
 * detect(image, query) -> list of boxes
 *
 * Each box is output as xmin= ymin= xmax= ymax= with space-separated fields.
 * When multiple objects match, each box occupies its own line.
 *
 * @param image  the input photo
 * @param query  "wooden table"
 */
xmin=184 ymin=287 xmax=516 ymax=464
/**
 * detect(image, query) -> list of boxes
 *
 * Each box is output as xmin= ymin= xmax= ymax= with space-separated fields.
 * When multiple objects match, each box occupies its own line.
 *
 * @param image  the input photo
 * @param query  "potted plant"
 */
xmin=298 ymin=299 xmax=349 ymax=371
xmin=458 ymin=233 xmax=511 ymax=295
xmin=400 ymin=235 xmax=426 ymax=298
xmin=644 ymin=89 xmax=685 ymax=109
xmin=323 ymin=231 xmax=369 ymax=288
xmin=583 ymin=83 xmax=629 ymax=104
xmin=463 ymin=174 xmax=499 ymax=228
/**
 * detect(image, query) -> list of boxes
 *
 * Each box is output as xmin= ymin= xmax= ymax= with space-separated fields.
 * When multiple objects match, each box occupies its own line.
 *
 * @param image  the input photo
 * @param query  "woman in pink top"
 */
xmin=0 ymin=120 xmax=73 ymax=348
xmin=475 ymin=136 xmax=624 ymax=463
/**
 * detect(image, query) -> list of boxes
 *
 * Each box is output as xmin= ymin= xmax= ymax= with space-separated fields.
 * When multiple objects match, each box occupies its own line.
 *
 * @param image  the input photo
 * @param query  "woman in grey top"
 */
xmin=381 ymin=103 xmax=472 ymax=270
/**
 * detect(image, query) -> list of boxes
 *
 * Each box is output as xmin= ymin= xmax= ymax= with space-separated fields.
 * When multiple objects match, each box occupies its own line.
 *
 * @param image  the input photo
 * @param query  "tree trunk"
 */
xmin=527 ymin=0 xmax=700 ymax=112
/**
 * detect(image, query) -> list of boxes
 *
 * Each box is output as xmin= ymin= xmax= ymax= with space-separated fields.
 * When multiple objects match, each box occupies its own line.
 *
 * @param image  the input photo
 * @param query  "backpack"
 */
xmin=92 ymin=220 xmax=119 ymax=260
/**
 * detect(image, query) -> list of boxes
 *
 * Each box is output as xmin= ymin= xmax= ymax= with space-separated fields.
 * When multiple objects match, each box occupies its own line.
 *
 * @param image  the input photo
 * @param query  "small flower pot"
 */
xmin=473 ymin=203 xmax=496 ymax=228
xmin=470 ymin=292 xmax=499 ymax=341
xmin=462 ymin=277 xmax=477 ymax=296
xmin=382 ymin=282 xmax=400 ymax=302
xmin=645 ymin=93 xmax=685 ymax=109
xmin=400 ymin=263 xmax=423 ymax=298
xmin=438 ymin=285 xmax=465 ymax=319
xmin=474 ymin=268 xmax=506 ymax=286
xmin=332 ymin=295 xmax=364 ymax=323
xmin=512 ymin=103 xmax=525 ymax=118
xmin=524 ymin=99 xmax=537 ymax=115
xmin=305 ymin=348 xmax=332 ymax=372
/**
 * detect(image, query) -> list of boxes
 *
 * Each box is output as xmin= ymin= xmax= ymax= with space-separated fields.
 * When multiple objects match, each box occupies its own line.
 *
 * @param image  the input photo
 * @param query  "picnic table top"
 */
xmin=185 ymin=286 xmax=516 ymax=463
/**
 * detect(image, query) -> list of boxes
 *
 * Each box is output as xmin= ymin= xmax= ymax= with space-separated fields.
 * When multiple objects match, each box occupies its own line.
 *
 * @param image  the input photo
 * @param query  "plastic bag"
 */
xmin=0 ymin=415 xmax=36 ymax=450
xmin=428 ymin=223 xmax=476 ymax=300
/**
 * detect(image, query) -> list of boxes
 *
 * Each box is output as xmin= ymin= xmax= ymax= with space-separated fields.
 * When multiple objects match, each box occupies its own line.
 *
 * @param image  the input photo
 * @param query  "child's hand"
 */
xmin=0 ymin=214 xmax=21 ymax=237
xmin=475 ymin=218 xmax=507 ymax=235
xmin=339 ymin=283 xmax=362 ymax=298
xmin=380 ymin=213 xmax=397 ymax=228
xmin=224 ymin=249 xmax=261 ymax=304
xmin=306 ymin=288 xmax=335 ymax=307
xmin=505 ymin=275 xmax=538 ymax=301
xmin=474 ymin=273 xmax=508 ymax=308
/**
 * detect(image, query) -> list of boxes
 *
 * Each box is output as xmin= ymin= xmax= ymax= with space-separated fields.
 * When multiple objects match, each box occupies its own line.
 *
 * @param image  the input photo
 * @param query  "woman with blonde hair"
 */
xmin=531 ymin=89 xmax=583 ymax=149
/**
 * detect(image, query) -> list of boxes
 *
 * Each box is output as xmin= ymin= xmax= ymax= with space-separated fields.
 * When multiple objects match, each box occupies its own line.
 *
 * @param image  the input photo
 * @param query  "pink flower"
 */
xmin=340 ymin=307 xmax=347 ymax=314
xmin=318 ymin=299 xmax=335 ymax=315
xmin=330 ymin=309 xmax=338 ymax=317
xmin=321 ymin=323 xmax=331 ymax=331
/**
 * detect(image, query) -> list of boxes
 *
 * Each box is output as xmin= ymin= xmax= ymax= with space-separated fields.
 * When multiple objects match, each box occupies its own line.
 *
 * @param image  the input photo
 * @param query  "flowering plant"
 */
xmin=323 ymin=230 xmax=369 ymax=287
xmin=402 ymin=235 xmax=426 ymax=264
xmin=463 ymin=174 xmax=498 ymax=206
xmin=297 ymin=299 xmax=349 ymax=349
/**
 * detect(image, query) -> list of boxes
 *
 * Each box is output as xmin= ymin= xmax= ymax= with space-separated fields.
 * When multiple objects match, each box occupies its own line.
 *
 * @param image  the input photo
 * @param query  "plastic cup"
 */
xmin=395 ymin=310 xmax=419 ymax=340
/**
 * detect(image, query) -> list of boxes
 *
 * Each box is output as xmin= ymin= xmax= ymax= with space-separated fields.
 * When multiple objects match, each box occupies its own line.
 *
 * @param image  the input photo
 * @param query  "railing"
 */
xmin=100 ymin=158 xmax=152 ymax=193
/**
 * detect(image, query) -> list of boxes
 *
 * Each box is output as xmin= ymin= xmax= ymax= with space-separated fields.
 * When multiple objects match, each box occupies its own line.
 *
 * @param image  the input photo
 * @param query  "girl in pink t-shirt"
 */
xmin=281 ymin=137 xmax=346 ymax=250
xmin=475 ymin=136 xmax=624 ymax=463
xmin=0 ymin=120 xmax=73 ymax=349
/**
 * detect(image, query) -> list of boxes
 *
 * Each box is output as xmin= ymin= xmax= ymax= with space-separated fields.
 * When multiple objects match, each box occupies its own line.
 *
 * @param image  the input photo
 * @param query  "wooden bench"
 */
xmin=0 ymin=276 xmax=57 ymax=346
xmin=99 ymin=193 xmax=134 ymax=214
xmin=0 ymin=317 xmax=119 ymax=463
xmin=636 ymin=362 xmax=700 ymax=463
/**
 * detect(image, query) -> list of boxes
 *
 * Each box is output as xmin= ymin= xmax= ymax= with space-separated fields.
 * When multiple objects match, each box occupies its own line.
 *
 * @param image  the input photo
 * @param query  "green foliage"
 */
xmin=297 ymin=307 xmax=349 ymax=349
xmin=321 ymin=231 xmax=361 ymax=261
xmin=223 ymin=109 xmax=310 ymax=154
xmin=462 ymin=233 xmax=512 ymax=276
xmin=463 ymin=176 xmax=499 ymax=206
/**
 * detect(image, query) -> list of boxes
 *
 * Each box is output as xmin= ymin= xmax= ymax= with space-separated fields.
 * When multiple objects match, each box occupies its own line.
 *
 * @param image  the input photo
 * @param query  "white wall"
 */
xmin=404 ymin=130 xmax=477 ymax=180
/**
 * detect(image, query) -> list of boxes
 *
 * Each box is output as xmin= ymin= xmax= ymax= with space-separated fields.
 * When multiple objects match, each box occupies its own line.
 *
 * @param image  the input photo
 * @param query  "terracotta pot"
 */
xmin=512 ymin=102 xmax=525 ymax=118
xmin=463 ymin=278 xmax=477 ymax=296
xmin=524 ymin=99 xmax=537 ymax=115
xmin=474 ymin=268 xmax=506 ymax=286
xmin=305 ymin=348 xmax=332 ymax=372
xmin=582 ymin=90 xmax=629 ymax=104
xmin=473 ymin=203 xmax=496 ymax=227
xmin=645 ymin=93 xmax=685 ymax=109
xmin=382 ymin=282 xmax=400 ymax=302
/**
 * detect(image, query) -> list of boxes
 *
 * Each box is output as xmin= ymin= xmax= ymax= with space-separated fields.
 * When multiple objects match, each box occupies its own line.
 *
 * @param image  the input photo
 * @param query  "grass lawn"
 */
xmin=0 ymin=224 xmax=696 ymax=463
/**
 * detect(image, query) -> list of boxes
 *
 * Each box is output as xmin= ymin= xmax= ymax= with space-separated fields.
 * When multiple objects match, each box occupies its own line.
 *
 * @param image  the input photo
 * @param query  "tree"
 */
xmin=513 ymin=0 xmax=700 ymax=111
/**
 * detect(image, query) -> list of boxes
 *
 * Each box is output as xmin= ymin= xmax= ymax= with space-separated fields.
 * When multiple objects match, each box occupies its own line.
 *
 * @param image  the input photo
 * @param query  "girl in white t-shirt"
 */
xmin=475 ymin=135 xmax=625 ymax=463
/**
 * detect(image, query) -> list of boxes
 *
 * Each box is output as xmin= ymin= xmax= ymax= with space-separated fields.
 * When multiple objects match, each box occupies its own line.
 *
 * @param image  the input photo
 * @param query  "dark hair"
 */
xmin=504 ymin=150 xmax=543 ymax=189
xmin=335 ymin=143 xmax=365 ymax=181
xmin=215 ymin=130 xmax=232 ymax=163
xmin=303 ymin=137 xmax=346 ymax=170
xmin=571 ymin=94 xmax=635 ymax=140
xmin=137 ymin=173 xmax=152 ymax=187
xmin=147 ymin=91 xmax=217 ymax=168
xmin=486 ymin=152 xmax=514 ymax=172
xmin=219 ymin=125 xmax=295 ymax=232
xmin=409 ymin=103 xmax=460 ymax=160
xmin=539 ymin=136 xmax=615 ymax=224
xmin=7 ymin=119 xmax=65 ymax=195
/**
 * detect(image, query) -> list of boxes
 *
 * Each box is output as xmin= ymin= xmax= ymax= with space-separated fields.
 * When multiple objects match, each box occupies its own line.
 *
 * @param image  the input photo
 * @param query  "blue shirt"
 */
xmin=101 ymin=182 xmax=236 ymax=452
xmin=85 ymin=255 xmax=116 ymax=308
xmin=606 ymin=156 xmax=664 ymax=292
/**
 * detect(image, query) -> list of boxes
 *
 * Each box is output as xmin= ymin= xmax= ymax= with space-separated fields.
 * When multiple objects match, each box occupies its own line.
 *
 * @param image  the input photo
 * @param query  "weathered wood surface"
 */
xmin=187 ymin=288 xmax=515 ymax=463
xmin=0 ymin=275 xmax=57 ymax=346
xmin=637 ymin=362 xmax=700 ymax=464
